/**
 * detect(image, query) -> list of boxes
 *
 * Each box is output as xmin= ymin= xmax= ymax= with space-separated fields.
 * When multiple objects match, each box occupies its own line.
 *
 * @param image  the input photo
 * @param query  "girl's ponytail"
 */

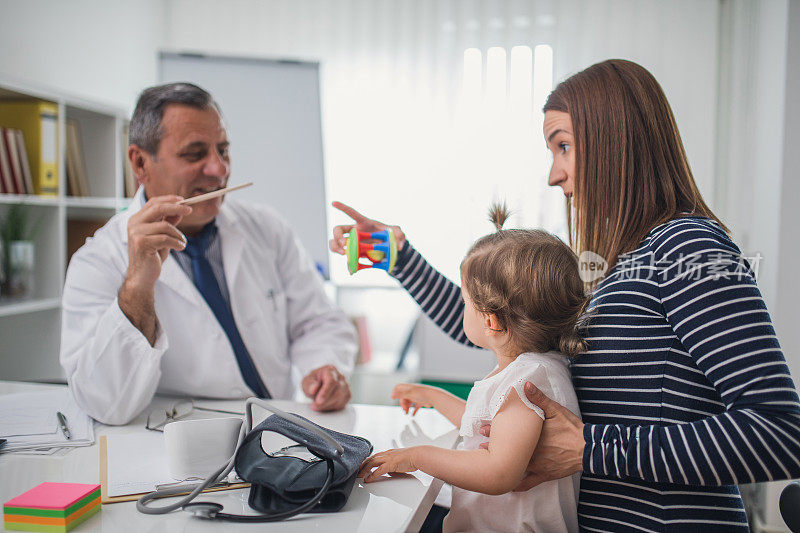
xmin=558 ymin=332 xmax=588 ymax=358
xmin=558 ymin=295 xmax=592 ymax=357
xmin=488 ymin=202 xmax=511 ymax=231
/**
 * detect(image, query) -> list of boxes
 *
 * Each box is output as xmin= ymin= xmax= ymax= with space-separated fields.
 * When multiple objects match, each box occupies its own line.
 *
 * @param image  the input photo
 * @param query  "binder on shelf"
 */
xmin=0 ymin=127 xmax=14 ymax=194
xmin=351 ymin=315 xmax=372 ymax=364
xmin=65 ymin=132 xmax=79 ymax=197
xmin=0 ymin=100 xmax=59 ymax=196
xmin=67 ymin=219 xmax=107 ymax=264
xmin=14 ymin=130 xmax=34 ymax=195
xmin=3 ymin=128 xmax=26 ymax=194
xmin=65 ymin=119 xmax=89 ymax=197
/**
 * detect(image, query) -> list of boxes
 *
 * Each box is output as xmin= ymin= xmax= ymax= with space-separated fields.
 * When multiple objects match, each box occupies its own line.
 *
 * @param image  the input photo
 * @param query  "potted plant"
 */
xmin=0 ymin=204 xmax=42 ymax=299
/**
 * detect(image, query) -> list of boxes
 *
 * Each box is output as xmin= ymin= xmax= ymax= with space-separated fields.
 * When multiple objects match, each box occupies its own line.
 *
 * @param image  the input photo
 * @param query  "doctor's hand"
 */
xmin=478 ymin=382 xmax=584 ymax=491
xmin=124 ymin=195 xmax=192 ymax=290
xmin=301 ymin=365 xmax=351 ymax=411
xmin=119 ymin=195 xmax=191 ymax=346
xmin=329 ymin=201 xmax=406 ymax=255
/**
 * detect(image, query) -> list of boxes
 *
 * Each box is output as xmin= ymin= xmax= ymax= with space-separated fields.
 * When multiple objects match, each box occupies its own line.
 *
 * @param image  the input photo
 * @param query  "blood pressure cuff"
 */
xmin=234 ymin=414 xmax=373 ymax=515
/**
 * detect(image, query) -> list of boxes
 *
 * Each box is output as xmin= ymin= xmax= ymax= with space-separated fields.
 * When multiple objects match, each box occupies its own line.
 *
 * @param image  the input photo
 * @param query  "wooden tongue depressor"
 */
xmin=178 ymin=182 xmax=254 ymax=205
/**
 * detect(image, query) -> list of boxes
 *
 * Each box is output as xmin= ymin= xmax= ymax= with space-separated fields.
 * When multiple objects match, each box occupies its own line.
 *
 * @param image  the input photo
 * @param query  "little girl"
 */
xmin=358 ymin=205 xmax=588 ymax=533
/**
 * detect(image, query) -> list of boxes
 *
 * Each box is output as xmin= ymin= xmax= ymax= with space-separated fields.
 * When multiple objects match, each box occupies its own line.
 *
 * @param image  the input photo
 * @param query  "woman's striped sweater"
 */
xmin=390 ymin=216 xmax=800 ymax=531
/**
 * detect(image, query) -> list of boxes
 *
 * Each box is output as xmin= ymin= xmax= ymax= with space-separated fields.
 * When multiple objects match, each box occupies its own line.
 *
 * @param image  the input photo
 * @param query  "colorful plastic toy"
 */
xmin=345 ymin=229 xmax=398 ymax=275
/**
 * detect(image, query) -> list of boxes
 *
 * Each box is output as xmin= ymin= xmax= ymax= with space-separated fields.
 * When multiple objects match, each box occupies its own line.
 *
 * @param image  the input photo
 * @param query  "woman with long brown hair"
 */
xmin=331 ymin=59 xmax=800 ymax=531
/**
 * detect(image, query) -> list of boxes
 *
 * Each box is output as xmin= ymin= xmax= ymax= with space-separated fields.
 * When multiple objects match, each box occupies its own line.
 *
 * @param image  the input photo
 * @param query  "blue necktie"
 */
xmin=183 ymin=223 xmax=271 ymax=399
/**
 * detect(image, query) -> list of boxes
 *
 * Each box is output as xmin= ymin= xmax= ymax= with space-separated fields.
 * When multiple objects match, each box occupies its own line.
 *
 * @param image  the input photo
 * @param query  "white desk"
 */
xmin=0 ymin=381 xmax=459 ymax=532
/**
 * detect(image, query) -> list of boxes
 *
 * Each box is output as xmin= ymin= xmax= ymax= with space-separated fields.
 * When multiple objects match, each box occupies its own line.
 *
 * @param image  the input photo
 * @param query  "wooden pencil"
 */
xmin=178 ymin=182 xmax=253 ymax=205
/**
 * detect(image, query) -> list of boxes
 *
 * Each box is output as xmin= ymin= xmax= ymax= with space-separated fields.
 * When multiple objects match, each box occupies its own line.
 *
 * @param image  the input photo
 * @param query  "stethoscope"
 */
xmin=136 ymin=398 xmax=343 ymax=521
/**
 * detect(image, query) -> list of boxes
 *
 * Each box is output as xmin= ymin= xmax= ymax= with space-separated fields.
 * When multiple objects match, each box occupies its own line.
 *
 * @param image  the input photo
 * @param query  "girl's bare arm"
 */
xmin=393 ymin=383 xmax=466 ymax=427
xmin=361 ymin=390 xmax=543 ymax=495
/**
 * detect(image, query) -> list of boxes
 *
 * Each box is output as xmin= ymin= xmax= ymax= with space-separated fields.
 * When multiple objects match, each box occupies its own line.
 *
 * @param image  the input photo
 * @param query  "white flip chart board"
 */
xmin=160 ymin=52 xmax=330 ymax=277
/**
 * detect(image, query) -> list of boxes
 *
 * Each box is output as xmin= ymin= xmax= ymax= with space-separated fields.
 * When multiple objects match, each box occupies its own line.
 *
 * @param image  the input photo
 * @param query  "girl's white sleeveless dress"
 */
xmin=443 ymin=351 xmax=581 ymax=533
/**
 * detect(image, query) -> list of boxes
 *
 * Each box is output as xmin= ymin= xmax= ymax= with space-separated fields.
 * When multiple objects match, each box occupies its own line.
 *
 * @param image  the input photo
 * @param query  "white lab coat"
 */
xmin=60 ymin=188 xmax=357 ymax=425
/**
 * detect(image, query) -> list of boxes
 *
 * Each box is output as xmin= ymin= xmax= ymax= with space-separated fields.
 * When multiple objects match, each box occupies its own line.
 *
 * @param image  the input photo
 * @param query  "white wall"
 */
xmin=764 ymin=0 xmax=800 ymax=530
xmin=549 ymin=0 xmax=720 ymax=209
xmin=715 ymin=0 xmax=790 ymax=316
xmin=777 ymin=0 xmax=800 ymax=400
xmin=162 ymin=0 xmax=724 ymax=367
xmin=0 ymin=0 xmax=164 ymax=112
xmin=0 ymin=0 xmax=791 ymax=363
xmin=163 ymin=0 xmax=721 ymax=279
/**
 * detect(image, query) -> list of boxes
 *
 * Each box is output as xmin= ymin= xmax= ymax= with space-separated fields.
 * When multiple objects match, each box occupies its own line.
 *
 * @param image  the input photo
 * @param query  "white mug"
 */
xmin=163 ymin=417 xmax=243 ymax=480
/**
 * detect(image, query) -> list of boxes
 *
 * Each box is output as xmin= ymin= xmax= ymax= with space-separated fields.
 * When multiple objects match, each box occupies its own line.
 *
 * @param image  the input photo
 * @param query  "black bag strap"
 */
xmin=182 ymin=457 xmax=336 ymax=522
xmin=244 ymin=399 xmax=344 ymax=458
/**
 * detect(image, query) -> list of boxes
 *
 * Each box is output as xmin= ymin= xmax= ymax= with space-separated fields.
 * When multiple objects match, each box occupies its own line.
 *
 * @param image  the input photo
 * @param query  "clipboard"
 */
xmin=99 ymin=435 xmax=249 ymax=504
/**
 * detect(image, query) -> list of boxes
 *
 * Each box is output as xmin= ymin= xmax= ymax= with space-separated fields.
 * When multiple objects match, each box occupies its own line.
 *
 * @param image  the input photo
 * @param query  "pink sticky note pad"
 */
xmin=4 ymin=483 xmax=100 ymax=510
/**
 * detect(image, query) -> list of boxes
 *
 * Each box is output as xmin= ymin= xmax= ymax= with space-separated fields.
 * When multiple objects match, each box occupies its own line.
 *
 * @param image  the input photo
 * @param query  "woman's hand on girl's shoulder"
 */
xmin=479 ymin=382 xmax=585 ymax=491
xmin=358 ymin=447 xmax=419 ymax=483
xmin=392 ymin=383 xmax=434 ymax=415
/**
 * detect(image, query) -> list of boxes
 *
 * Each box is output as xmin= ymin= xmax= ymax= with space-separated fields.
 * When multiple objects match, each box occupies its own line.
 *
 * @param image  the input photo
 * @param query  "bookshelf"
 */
xmin=0 ymin=75 xmax=132 ymax=382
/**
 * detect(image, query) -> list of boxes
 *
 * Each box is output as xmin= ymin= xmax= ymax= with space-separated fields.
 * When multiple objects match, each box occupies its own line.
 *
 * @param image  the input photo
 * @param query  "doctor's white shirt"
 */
xmin=60 ymin=188 xmax=357 ymax=425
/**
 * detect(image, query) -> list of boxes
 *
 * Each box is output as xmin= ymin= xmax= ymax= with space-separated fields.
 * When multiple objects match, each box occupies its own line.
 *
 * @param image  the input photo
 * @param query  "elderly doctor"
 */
xmin=60 ymin=83 xmax=357 ymax=425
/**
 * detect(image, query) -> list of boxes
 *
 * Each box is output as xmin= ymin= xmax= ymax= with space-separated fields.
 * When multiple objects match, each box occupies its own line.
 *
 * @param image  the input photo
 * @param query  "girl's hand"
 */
xmin=329 ymin=201 xmax=406 ymax=255
xmin=358 ymin=447 xmax=419 ymax=483
xmin=392 ymin=383 xmax=434 ymax=415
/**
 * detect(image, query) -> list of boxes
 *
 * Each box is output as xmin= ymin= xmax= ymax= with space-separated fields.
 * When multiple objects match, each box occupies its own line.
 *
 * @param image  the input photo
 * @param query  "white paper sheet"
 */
xmin=0 ymin=389 xmax=94 ymax=452
xmin=105 ymin=432 xmax=239 ymax=497
xmin=0 ymin=404 xmax=58 ymax=437
xmin=105 ymin=432 xmax=179 ymax=497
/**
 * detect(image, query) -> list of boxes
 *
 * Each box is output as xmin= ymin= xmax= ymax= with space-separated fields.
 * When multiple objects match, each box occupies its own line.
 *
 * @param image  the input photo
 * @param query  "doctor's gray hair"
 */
xmin=129 ymin=82 xmax=222 ymax=156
